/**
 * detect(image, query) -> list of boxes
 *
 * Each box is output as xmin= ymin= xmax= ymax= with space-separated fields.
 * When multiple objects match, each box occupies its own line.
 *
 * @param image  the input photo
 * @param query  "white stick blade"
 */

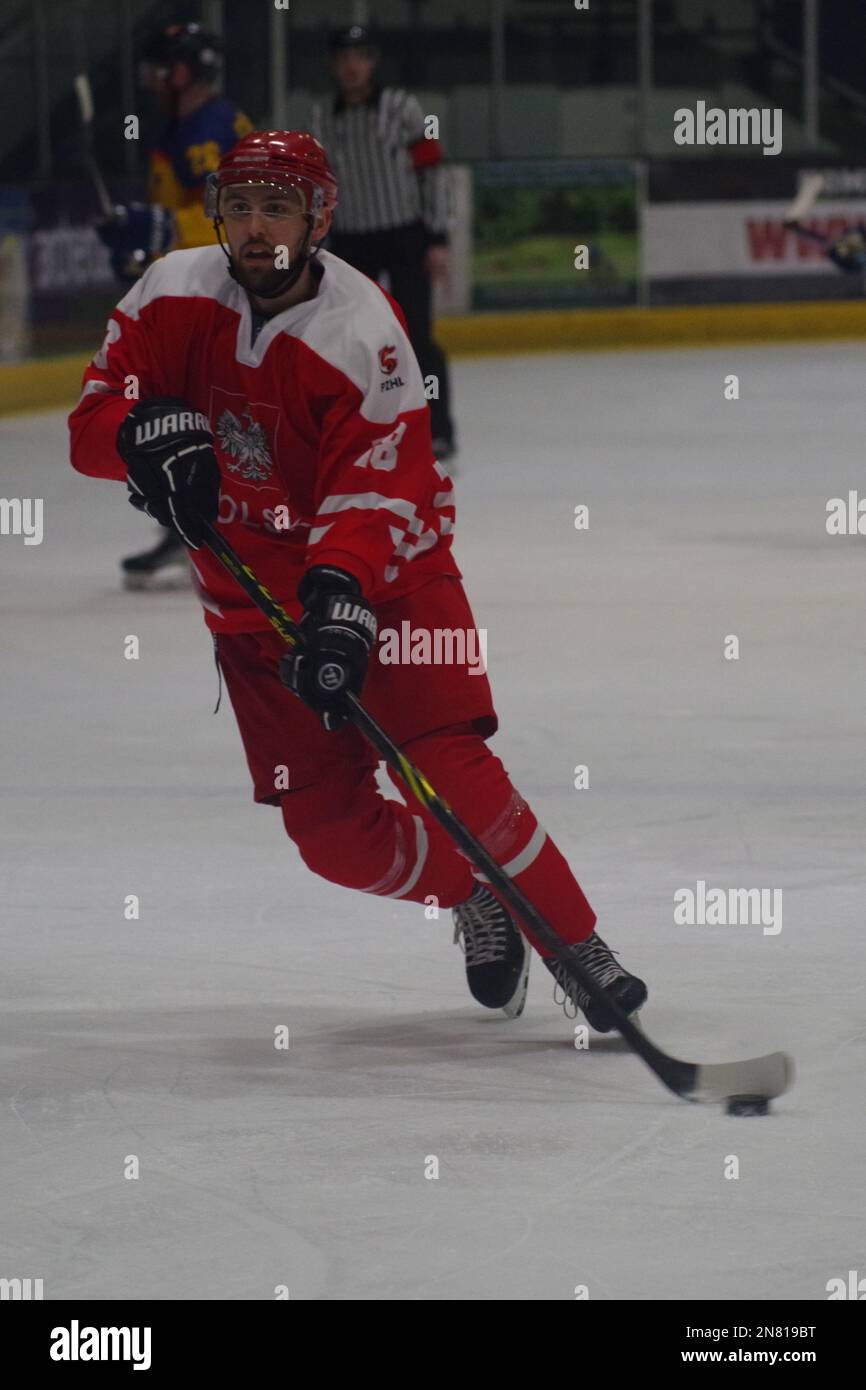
xmin=74 ymin=73 xmax=94 ymax=126
xmin=693 ymin=1051 xmax=794 ymax=1103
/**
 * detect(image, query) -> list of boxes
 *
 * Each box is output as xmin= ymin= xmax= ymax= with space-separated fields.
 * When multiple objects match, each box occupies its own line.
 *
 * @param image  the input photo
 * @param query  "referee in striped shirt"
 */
xmin=312 ymin=25 xmax=456 ymax=460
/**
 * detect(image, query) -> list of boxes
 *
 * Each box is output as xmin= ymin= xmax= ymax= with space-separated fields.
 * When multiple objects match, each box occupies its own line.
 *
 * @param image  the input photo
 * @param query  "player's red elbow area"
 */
xmin=408 ymin=137 xmax=442 ymax=170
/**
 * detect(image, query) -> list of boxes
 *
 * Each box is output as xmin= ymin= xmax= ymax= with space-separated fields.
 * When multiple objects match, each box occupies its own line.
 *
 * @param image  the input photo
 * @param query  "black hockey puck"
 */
xmin=726 ymin=1094 xmax=770 ymax=1116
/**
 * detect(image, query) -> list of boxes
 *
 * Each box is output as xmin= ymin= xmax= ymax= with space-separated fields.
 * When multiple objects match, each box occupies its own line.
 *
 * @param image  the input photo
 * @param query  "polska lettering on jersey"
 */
xmin=218 ymin=491 xmax=309 ymax=538
xmin=49 ymin=1319 xmax=152 ymax=1370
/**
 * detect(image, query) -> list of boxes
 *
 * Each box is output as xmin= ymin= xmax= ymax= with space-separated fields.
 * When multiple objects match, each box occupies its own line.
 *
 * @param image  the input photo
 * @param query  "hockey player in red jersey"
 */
xmin=69 ymin=131 xmax=647 ymax=1030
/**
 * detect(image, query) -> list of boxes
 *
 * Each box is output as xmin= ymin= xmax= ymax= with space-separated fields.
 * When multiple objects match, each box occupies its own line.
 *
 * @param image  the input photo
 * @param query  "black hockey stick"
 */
xmin=785 ymin=220 xmax=866 ymax=274
xmin=783 ymin=220 xmax=830 ymax=246
xmin=201 ymin=521 xmax=793 ymax=1106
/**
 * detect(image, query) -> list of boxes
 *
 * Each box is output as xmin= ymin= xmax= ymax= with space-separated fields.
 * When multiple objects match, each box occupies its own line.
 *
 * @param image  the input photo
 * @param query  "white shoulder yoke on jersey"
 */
xmin=111 ymin=245 xmax=426 ymax=425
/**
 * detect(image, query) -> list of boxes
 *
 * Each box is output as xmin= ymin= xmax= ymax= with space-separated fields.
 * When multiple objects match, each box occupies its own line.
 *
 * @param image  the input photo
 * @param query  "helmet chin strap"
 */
xmin=214 ymin=215 xmax=318 ymax=299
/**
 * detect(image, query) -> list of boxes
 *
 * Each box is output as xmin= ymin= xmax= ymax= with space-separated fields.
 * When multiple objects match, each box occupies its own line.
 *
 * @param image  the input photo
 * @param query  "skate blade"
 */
xmin=501 ymin=935 xmax=531 ymax=1019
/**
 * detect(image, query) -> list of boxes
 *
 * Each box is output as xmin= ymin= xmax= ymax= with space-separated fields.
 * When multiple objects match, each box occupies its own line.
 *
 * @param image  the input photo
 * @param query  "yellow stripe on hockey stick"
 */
xmin=204 ymin=531 xmax=299 ymax=647
xmin=201 ymin=520 xmax=449 ymax=814
xmin=390 ymin=747 xmax=446 ymax=811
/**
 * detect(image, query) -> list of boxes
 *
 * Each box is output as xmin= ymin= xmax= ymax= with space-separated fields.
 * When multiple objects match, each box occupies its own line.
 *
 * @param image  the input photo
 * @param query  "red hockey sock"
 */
xmin=390 ymin=725 xmax=597 ymax=953
xmin=279 ymin=723 xmax=596 ymax=954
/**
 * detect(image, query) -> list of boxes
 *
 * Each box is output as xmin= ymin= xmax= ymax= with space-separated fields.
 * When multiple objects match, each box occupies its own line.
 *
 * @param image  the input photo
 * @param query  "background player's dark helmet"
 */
xmin=141 ymin=22 xmax=223 ymax=83
xmin=328 ymin=25 xmax=379 ymax=55
xmin=206 ymin=131 xmax=339 ymax=221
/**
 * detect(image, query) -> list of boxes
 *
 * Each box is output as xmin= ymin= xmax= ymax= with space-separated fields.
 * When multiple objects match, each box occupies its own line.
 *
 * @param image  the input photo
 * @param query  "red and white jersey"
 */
xmin=69 ymin=245 xmax=459 ymax=633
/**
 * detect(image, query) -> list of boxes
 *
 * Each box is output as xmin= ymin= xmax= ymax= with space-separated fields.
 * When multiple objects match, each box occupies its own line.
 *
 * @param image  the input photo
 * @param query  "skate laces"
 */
xmin=550 ymin=934 xmax=625 ymax=1016
xmin=453 ymin=887 xmax=512 ymax=967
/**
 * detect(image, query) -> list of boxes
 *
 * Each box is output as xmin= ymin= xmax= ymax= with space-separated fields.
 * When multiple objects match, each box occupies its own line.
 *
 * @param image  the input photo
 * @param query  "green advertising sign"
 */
xmin=472 ymin=159 xmax=640 ymax=311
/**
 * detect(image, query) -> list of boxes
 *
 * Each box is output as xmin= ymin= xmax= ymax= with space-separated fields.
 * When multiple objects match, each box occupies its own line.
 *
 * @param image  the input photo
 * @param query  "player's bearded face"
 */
xmin=221 ymin=183 xmax=310 ymax=295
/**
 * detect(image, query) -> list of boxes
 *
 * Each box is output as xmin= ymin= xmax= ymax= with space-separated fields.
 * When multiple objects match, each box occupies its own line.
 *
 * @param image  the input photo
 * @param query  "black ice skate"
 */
xmin=453 ymin=883 xmax=530 ymax=1018
xmin=121 ymin=526 xmax=191 ymax=591
xmin=545 ymin=932 xmax=647 ymax=1033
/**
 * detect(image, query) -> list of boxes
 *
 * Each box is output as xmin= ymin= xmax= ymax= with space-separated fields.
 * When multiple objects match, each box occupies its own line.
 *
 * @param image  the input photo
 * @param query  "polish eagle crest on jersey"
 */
xmin=217 ymin=409 xmax=271 ymax=482
xmin=209 ymin=388 xmax=281 ymax=493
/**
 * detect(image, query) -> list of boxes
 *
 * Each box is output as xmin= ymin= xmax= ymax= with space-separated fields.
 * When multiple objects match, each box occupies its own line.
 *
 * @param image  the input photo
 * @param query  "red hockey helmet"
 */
xmin=205 ymin=130 xmax=338 ymax=222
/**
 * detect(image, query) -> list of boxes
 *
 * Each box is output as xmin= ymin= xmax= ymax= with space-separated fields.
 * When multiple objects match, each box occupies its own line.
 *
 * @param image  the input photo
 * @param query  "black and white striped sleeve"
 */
xmin=399 ymin=92 xmax=451 ymax=246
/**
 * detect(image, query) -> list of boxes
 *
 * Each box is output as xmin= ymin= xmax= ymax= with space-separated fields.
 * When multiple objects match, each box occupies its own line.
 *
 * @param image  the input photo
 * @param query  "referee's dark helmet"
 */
xmin=328 ymin=25 xmax=379 ymax=55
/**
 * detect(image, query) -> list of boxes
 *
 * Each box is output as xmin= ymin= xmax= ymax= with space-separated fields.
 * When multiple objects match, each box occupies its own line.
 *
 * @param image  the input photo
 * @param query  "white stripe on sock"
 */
xmin=392 ymin=815 xmax=429 ymax=899
xmin=473 ymin=823 xmax=547 ymax=885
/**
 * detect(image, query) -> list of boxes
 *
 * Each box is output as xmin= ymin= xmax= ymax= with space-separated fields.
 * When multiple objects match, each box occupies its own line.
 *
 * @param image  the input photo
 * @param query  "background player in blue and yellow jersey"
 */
xmin=142 ymin=22 xmax=252 ymax=255
xmin=98 ymin=22 xmax=252 ymax=588
xmin=100 ymin=22 xmax=252 ymax=280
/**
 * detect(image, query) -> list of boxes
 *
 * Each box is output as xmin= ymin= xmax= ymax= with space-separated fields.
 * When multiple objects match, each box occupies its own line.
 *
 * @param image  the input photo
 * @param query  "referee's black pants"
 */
xmin=329 ymin=220 xmax=454 ymax=447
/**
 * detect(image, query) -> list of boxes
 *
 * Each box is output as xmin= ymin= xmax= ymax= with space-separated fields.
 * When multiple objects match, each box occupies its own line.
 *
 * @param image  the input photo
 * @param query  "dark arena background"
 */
xmin=1 ymin=0 xmax=864 ymax=1353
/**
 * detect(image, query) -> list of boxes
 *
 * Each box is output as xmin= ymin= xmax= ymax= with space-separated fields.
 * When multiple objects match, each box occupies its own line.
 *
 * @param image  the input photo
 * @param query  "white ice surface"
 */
xmin=1 ymin=344 xmax=864 ymax=1301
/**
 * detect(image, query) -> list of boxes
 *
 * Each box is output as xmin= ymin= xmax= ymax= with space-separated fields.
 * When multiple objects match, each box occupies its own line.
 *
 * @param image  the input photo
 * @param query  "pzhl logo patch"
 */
xmin=379 ymin=344 xmax=398 ymax=375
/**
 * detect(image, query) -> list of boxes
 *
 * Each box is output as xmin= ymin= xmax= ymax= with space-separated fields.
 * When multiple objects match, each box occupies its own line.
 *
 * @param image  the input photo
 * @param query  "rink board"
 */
xmin=5 ymin=297 xmax=866 ymax=417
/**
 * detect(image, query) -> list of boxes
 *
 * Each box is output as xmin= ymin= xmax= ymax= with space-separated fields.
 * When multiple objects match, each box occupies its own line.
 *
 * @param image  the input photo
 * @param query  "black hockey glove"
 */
xmin=117 ymin=397 xmax=220 ymax=549
xmin=280 ymin=566 xmax=377 ymax=731
xmin=97 ymin=203 xmax=176 ymax=283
